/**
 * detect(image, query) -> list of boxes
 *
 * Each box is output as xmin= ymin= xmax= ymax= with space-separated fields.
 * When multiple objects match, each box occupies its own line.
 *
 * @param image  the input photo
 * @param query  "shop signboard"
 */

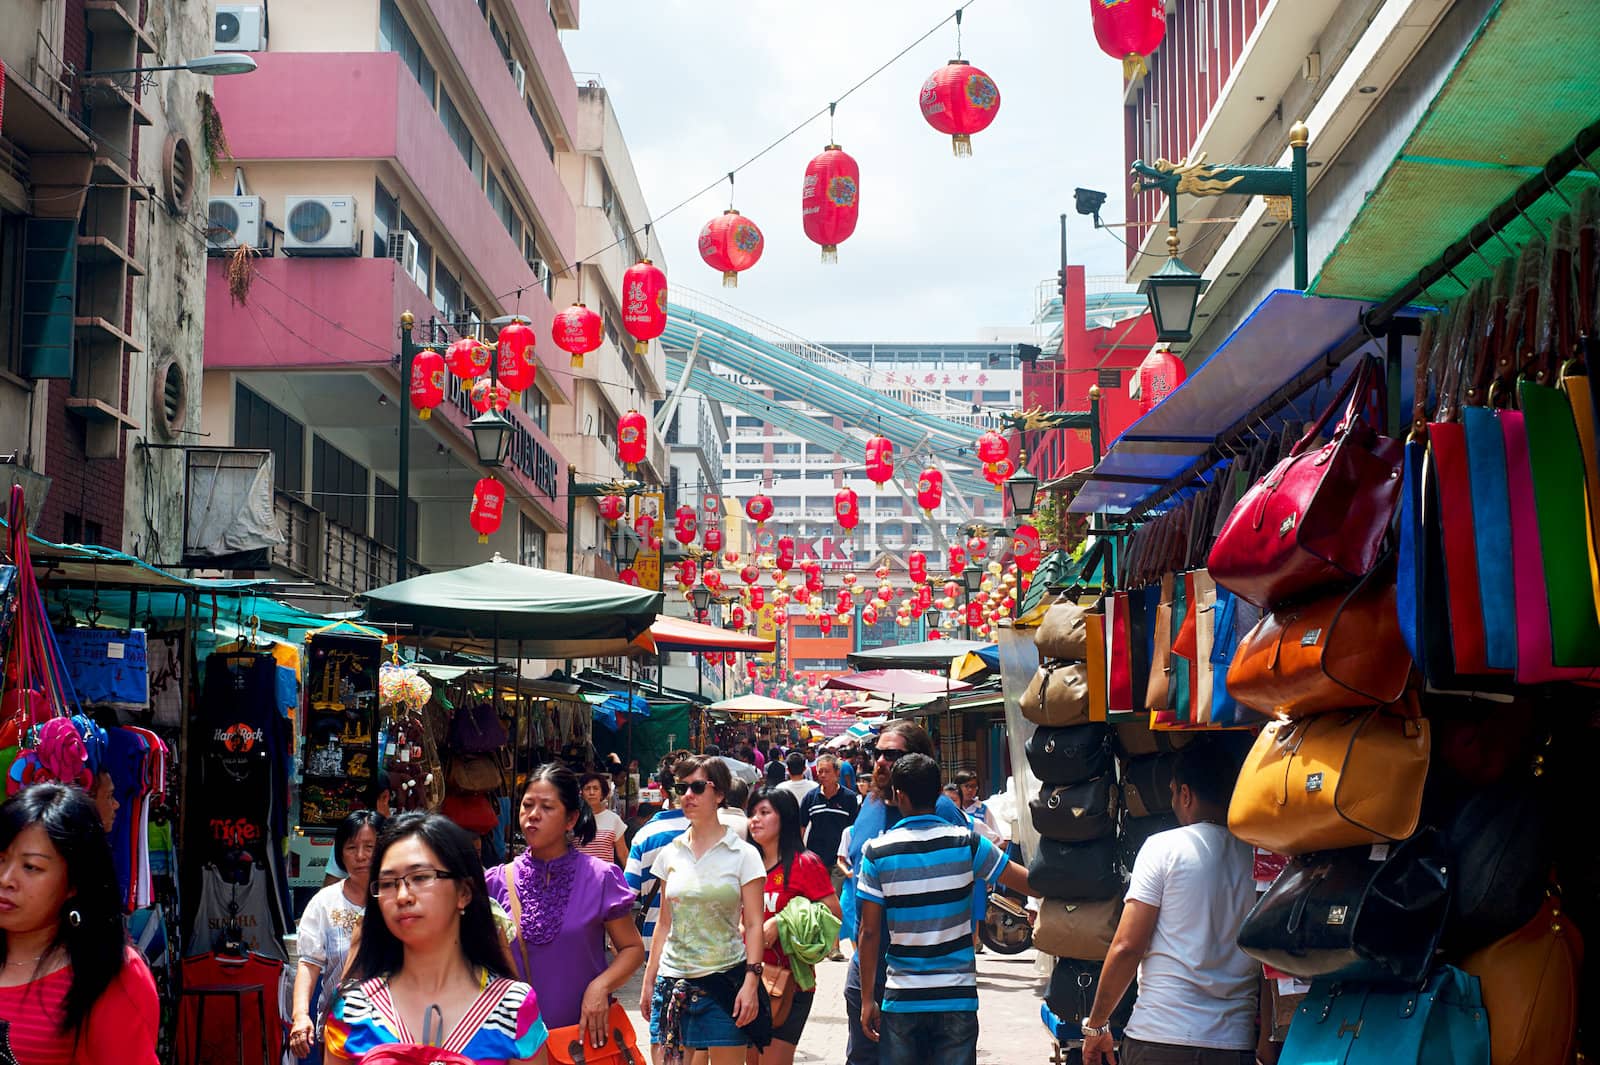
xmin=633 ymin=491 xmax=664 ymax=591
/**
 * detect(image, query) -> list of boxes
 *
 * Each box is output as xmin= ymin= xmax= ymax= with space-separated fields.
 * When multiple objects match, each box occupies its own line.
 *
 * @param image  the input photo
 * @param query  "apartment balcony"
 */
xmin=273 ymin=491 xmax=425 ymax=595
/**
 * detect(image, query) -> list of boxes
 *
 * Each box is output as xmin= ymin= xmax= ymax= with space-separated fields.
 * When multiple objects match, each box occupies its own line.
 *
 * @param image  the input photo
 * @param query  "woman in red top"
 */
xmin=0 ymin=782 xmax=159 ymax=1065
xmin=745 ymin=787 xmax=840 ymax=1065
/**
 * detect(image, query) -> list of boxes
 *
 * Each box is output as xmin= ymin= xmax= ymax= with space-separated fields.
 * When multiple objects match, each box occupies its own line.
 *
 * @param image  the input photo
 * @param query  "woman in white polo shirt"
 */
xmin=639 ymin=755 xmax=770 ymax=1064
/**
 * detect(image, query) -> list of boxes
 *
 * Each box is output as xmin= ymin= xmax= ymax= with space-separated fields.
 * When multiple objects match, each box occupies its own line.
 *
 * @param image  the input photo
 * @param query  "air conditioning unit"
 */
xmin=206 ymin=195 xmax=263 ymax=255
xmin=282 ymin=195 xmax=360 ymax=256
xmin=508 ymin=60 xmax=527 ymax=97
xmin=466 ymin=312 xmax=482 ymax=338
xmin=215 ymin=3 xmax=266 ymax=51
xmin=389 ymin=229 xmax=419 ymax=273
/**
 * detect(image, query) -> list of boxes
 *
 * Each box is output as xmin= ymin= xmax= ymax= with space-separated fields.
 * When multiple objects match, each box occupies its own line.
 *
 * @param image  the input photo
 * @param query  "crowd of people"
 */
xmin=0 ymin=722 xmax=1262 ymax=1065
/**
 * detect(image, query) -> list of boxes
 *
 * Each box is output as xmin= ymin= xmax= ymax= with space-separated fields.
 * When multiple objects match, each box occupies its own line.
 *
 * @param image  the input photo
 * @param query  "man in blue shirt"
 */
xmin=623 ymin=759 xmax=695 ymax=950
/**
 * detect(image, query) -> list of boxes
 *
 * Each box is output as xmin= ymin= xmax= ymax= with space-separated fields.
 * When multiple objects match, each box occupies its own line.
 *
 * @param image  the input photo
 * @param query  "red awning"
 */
xmin=822 ymin=669 xmax=975 ymax=696
xmin=648 ymin=614 xmax=777 ymax=653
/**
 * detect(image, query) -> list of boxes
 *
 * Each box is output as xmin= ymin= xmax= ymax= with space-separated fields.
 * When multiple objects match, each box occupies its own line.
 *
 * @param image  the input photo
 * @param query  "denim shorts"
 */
xmin=649 ymin=976 xmax=749 ymax=1048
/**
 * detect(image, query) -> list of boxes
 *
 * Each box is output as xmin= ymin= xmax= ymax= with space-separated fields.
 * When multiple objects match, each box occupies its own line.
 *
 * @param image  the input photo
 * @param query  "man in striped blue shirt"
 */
xmin=624 ymin=760 xmax=696 ymax=948
xmin=856 ymin=753 xmax=1036 ymax=1064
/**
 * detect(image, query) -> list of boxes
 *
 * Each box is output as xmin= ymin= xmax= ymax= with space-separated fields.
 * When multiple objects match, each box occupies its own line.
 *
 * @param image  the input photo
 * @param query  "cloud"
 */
xmin=564 ymin=0 xmax=1131 ymax=340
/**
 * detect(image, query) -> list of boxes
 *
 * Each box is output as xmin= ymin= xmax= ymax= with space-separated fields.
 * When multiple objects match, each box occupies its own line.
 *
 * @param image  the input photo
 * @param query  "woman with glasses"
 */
xmin=485 ymin=765 xmax=643 ymax=1045
xmin=324 ymin=813 xmax=549 ymax=1064
xmin=640 ymin=755 xmax=770 ymax=1064
xmin=290 ymin=810 xmax=386 ymax=1061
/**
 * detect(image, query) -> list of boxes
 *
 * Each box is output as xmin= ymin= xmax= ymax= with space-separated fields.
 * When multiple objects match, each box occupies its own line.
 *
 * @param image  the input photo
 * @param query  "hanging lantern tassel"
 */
xmin=1123 ymin=53 xmax=1149 ymax=80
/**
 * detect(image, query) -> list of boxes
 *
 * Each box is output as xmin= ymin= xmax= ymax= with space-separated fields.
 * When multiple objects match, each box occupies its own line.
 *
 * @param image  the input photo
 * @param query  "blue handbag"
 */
xmin=1279 ymin=965 xmax=1489 ymax=1065
xmin=1208 ymin=587 xmax=1242 ymax=726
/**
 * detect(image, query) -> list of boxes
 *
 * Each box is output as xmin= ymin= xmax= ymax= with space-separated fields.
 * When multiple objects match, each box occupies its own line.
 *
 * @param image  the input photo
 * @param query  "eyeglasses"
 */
xmin=869 ymin=747 xmax=909 ymax=763
xmin=671 ymin=780 xmax=716 ymax=796
xmin=371 ymin=869 xmax=457 ymax=898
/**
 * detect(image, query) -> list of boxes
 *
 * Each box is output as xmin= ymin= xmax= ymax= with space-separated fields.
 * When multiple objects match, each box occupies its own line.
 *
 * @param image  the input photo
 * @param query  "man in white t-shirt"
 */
xmin=1083 ymin=742 xmax=1258 ymax=1065
xmin=776 ymin=751 xmax=819 ymax=806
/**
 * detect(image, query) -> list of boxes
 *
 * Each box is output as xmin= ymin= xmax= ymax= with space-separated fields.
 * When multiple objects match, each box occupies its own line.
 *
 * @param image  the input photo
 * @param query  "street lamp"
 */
xmin=688 ymin=585 xmax=714 ymax=617
xmin=1004 ymin=465 xmax=1039 ymax=518
xmin=468 ymin=409 xmax=515 ymax=468
xmin=1138 ymin=229 xmax=1210 ymax=343
xmin=84 ymin=53 xmax=259 ymax=77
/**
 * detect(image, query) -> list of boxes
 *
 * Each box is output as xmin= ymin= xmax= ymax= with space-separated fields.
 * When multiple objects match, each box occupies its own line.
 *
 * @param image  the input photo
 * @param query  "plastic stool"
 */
xmin=185 ymin=982 xmax=270 ymax=1065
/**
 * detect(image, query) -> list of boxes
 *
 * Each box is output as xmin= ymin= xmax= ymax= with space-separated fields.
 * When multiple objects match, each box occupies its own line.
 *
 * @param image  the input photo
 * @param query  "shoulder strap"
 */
xmin=502 ymin=863 xmax=532 ymax=982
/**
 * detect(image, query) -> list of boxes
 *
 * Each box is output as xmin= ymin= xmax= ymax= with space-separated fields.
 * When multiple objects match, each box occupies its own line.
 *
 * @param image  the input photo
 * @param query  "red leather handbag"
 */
xmin=1108 ymin=592 xmax=1133 ymax=714
xmin=1208 ymin=356 xmax=1403 ymax=609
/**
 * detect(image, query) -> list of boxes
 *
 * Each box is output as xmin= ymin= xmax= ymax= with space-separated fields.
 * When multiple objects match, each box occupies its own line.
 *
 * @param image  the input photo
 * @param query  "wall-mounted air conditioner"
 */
xmin=390 ymin=229 xmax=420 ymax=276
xmin=283 ymin=195 xmax=359 ymax=257
xmin=509 ymin=60 xmax=527 ymax=97
xmin=215 ymin=4 xmax=267 ymax=52
xmin=206 ymin=195 xmax=264 ymax=255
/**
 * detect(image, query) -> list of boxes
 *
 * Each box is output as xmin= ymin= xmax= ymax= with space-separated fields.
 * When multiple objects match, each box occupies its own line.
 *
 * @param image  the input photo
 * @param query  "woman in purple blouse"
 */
xmin=485 ymin=764 xmax=645 ymax=1047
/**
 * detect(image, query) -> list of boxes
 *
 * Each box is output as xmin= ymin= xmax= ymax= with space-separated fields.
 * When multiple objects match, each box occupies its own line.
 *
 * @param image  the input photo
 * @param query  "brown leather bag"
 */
xmin=762 ymin=965 xmax=795 ymax=1028
xmin=1227 ymin=708 xmax=1430 ymax=856
xmin=1021 ymin=662 xmax=1091 ymax=727
xmin=1036 ymin=601 xmax=1089 ymax=661
xmin=1462 ymin=894 xmax=1583 ymax=1065
xmin=1226 ymin=563 xmax=1412 ymax=718
xmin=1033 ymin=896 xmax=1122 ymax=962
xmin=1144 ymin=574 xmax=1175 ymax=711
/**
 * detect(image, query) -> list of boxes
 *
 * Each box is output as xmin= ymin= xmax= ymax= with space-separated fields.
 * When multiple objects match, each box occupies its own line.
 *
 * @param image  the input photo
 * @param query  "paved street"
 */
xmin=618 ymin=948 xmax=1060 ymax=1064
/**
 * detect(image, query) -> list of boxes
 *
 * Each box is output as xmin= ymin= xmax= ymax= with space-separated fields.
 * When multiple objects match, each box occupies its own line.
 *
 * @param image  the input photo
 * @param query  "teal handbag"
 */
xmin=1279 ymin=966 xmax=1489 ymax=1065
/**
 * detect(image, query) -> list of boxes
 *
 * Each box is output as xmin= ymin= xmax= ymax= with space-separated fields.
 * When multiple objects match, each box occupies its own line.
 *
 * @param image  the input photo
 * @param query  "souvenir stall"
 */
xmin=1012 ymin=173 xmax=1600 ymax=1064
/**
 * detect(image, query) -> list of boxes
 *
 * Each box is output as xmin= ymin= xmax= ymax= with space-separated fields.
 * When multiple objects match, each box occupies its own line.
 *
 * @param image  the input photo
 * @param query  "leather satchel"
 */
xmin=1442 ymin=777 xmax=1552 ymax=954
xmin=1030 ymin=776 xmax=1117 ymax=843
xmin=1036 ymin=600 xmax=1089 ymax=661
xmin=1085 ymin=610 xmax=1108 ymax=723
xmin=1028 ymin=836 xmax=1123 ymax=901
xmin=1120 ymin=754 xmax=1174 ymax=819
xmin=1227 ymin=709 xmax=1430 ymax=856
xmin=761 ymin=965 xmax=796 ymax=1029
xmin=1224 ymin=560 xmax=1413 ymax=718
xmin=1144 ymin=574 xmax=1175 ymax=711
xmin=545 ymin=1002 xmax=644 ymax=1065
xmin=1461 ymin=894 xmax=1583 ymax=1065
xmin=1025 ymin=723 xmax=1111 ymax=786
xmin=449 ymin=752 xmax=504 ymax=793
xmin=1045 ymin=958 xmax=1135 ymax=1033
xmin=1033 ymin=896 xmax=1122 ymax=961
xmin=1237 ymin=828 xmax=1450 ymax=987
xmin=1280 ymin=965 xmax=1489 ymax=1065
xmin=1112 ymin=721 xmax=1193 ymax=759
xmin=1209 ymin=355 xmax=1403 ymax=609
xmin=1020 ymin=661 xmax=1091 ymax=727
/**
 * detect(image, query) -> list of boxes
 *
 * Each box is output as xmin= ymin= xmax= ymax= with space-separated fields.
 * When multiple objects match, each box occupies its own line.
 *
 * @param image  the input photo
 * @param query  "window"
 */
xmin=770 ymin=443 xmax=800 ymax=456
xmin=526 ymin=97 xmax=555 ymax=161
xmin=982 ymin=389 xmax=1013 ymax=403
xmin=485 ymin=171 xmax=521 ymax=244
xmin=373 ymin=181 xmax=399 ymax=258
xmin=734 ymin=416 xmax=762 ymax=429
xmin=401 ymin=212 xmax=433 ymax=294
xmin=61 ymin=514 xmax=103 ymax=546
xmin=0 ymin=214 xmax=22 ymax=375
xmin=373 ymin=477 xmax=419 ymax=560
xmin=519 ymin=514 xmax=546 ymax=568
xmin=734 ymin=443 xmax=763 ymax=456
xmin=312 ymin=436 xmax=369 ymax=535
xmin=600 ymin=303 xmax=621 ymax=352
xmin=439 ymin=91 xmax=485 ymax=183
xmin=520 ymin=387 xmax=549 ymax=432
xmin=488 ymin=15 xmax=513 ymax=63
xmin=433 ymin=260 xmax=463 ymax=320
xmin=379 ymin=0 xmax=435 ymax=104
xmin=234 ymin=384 xmax=305 ymax=494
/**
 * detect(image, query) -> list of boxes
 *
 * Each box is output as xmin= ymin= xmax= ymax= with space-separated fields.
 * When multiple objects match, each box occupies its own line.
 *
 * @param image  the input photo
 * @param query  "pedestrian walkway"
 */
xmin=617 ymin=950 xmax=1058 ymax=1063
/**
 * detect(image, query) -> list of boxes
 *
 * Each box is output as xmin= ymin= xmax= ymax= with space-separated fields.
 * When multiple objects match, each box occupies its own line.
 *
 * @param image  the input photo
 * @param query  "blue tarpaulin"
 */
xmin=592 ymin=691 xmax=652 ymax=732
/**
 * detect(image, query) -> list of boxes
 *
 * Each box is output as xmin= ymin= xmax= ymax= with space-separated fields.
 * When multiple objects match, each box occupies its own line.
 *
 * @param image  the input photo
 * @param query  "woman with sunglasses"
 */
xmin=640 ymin=755 xmax=770 ymax=1064
xmin=324 ymin=813 xmax=549 ymax=1064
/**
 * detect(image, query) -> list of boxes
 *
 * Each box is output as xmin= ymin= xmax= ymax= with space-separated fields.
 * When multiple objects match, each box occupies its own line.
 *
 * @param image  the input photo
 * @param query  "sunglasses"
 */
xmin=671 ymin=780 xmax=717 ymax=796
xmin=869 ymin=747 xmax=909 ymax=763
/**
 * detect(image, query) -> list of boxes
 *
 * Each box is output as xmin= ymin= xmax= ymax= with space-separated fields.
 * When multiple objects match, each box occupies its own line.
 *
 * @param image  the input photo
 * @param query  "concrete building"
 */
xmin=199 ymin=0 xmax=591 ymax=593
xmin=1 ymin=0 xmax=218 ymax=552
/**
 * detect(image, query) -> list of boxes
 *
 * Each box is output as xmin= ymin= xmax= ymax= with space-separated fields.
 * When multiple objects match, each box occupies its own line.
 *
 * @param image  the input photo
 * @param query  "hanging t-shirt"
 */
xmin=294 ymin=882 xmax=366 ymax=1020
xmin=578 ymin=808 xmax=628 ymax=864
xmin=176 ymin=951 xmax=287 ymax=1065
xmin=0 ymin=948 xmax=159 ymax=1065
xmin=760 ymin=850 xmax=835 ymax=970
xmin=198 ymin=653 xmax=283 ymax=871
xmin=189 ymin=864 xmax=287 ymax=961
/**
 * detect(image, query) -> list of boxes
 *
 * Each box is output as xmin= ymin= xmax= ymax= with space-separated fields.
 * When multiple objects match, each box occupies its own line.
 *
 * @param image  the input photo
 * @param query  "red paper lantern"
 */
xmin=551 ymin=303 xmax=602 ymax=369
xmin=864 ymin=435 xmax=895 ymax=486
xmin=746 ymin=494 xmax=774 ymax=525
xmin=409 ymin=348 xmax=445 ymax=420
xmin=740 ymin=564 xmax=761 ymax=586
xmin=966 ymin=536 xmax=989 ymax=558
xmin=834 ymin=487 xmax=860 ymax=531
xmin=676 ymin=559 xmax=698 ymax=587
xmin=494 ymin=320 xmax=538 ymax=396
xmin=919 ymin=60 xmax=1001 ymax=156
xmin=1135 ymin=346 xmax=1187 ymax=414
xmin=445 ymin=337 xmax=491 ymax=383
xmin=944 ymin=580 xmax=961 ymax=599
xmin=802 ymin=145 xmax=860 ymax=263
xmin=776 ymin=536 xmax=796 ymax=572
xmin=468 ymin=477 xmax=505 ymax=543
xmin=698 ymin=209 xmax=765 ymax=287
xmin=703 ymin=526 xmax=724 ymax=553
xmin=618 ymin=409 xmax=648 ymax=469
xmin=947 ymin=546 xmax=966 ymax=573
xmin=622 ymin=258 xmax=668 ymax=355
xmin=966 ymin=600 xmax=984 ymax=626
xmin=470 ymin=379 xmax=511 ymax=414
xmin=916 ymin=584 xmax=933 ymax=610
xmin=703 ymin=569 xmax=724 ymax=593
xmin=908 ymin=551 xmax=928 ymax=584
xmin=633 ymin=513 xmax=655 ymax=544
xmin=746 ymin=660 xmax=758 ymax=679
xmin=976 ymin=429 xmax=1009 ymax=464
xmin=819 ymin=615 xmax=833 ymax=635
xmin=805 ymin=570 xmax=824 ymax=594
xmin=1091 ymin=0 xmax=1168 ymax=79
xmin=983 ymin=457 xmax=1016 ymax=488
xmin=916 ymin=468 xmax=944 ymax=511
xmin=673 ymin=505 xmax=697 ymax=545
xmin=749 ymin=587 xmax=765 ymax=610
xmin=862 ymin=604 xmax=879 ymax=626
xmin=1011 ymin=524 xmax=1042 ymax=572
xmin=619 ymin=568 xmax=640 ymax=587
xmin=598 ymin=495 xmax=625 ymax=523
xmin=731 ymin=604 xmax=747 ymax=629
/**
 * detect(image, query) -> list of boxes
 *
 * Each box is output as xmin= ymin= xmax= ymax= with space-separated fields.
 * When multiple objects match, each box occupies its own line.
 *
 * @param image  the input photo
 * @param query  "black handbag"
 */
xmin=1117 ymin=811 xmax=1179 ymax=873
xmin=1121 ymin=753 xmax=1175 ymax=818
xmin=1441 ymin=776 xmax=1551 ymax=953
xmin=1026 ymin=722 xmax=1112 ymax=785
xmin=1237 ymin=828 xmax=1450 ymax=987
xmin=1028 ymin=836 xmax=1124 ymax=901
xmin=1031 ymin=776 xmax=1117 ymax=843
xmin=1045 ymin=958 xmax=1136 ymax=1033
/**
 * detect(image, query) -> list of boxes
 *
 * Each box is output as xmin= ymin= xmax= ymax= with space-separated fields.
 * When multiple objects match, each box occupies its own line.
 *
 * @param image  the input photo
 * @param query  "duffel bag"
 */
xmin=1227 ymin=708 xmax=1429 ymax=856
xmin=1237 ymin=828 xmax=1449 ymax=987
xmin=1121 ymin=754 xmax=1175 ymax=819
xmin=1461 ymin=894 xmax=1582 ymax=1065
xmin=1033 ymin=896 xmax=1121 ymax=961
xmin=1025 ymin=723 xmax=1111 ymax=785
xmin=1020 ymin=661 xmax=1091 ymax=727
xmin=1279 ymin=965 xmax=1488 ymax=1065
xmin=1035 ymin=600 xmax=1089 ymax=661
xmin=1117 ymin=811 xmax=1178 ymax=873
xmin=1442 ymin=776 xmax=1552 ymax=954
xmin=1112 ymin=721 xmax=1195 ymax=759
xmin=1030 ymin=776 xmax=1117 ymax=843
xmin=1028 ymin=836 xmax=1123 ymax=901
xmin=1045 ymin=958 xmax=1135 ymax=1034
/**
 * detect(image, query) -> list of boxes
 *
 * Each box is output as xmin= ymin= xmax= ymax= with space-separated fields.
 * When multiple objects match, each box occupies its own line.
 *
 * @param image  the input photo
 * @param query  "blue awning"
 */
xmin=1069 ymin=291 xmax=1423 ymax=515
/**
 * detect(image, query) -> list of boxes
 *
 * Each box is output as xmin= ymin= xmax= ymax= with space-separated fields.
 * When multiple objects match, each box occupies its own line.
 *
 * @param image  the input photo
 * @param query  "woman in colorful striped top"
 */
xmin=323 ymin=813 xmax=549 ymax=1065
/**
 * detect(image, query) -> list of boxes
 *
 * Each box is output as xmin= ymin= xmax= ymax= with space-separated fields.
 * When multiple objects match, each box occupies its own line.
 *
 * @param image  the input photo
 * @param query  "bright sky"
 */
xmin=562 ymin=0 xmax=1132 ymax=343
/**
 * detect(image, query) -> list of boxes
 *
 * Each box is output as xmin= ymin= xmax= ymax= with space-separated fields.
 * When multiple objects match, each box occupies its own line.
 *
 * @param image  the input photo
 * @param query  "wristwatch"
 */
xmin=1081 ymin=1021 xmax=1112 ymax=1038
xmin=746 ymin=962 xmax=765 ymax=977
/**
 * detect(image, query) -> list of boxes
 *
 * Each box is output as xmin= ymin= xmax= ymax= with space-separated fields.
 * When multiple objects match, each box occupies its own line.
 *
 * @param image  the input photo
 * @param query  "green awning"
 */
xmin=1313 ymin=0 xmax=1600 ymax=303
